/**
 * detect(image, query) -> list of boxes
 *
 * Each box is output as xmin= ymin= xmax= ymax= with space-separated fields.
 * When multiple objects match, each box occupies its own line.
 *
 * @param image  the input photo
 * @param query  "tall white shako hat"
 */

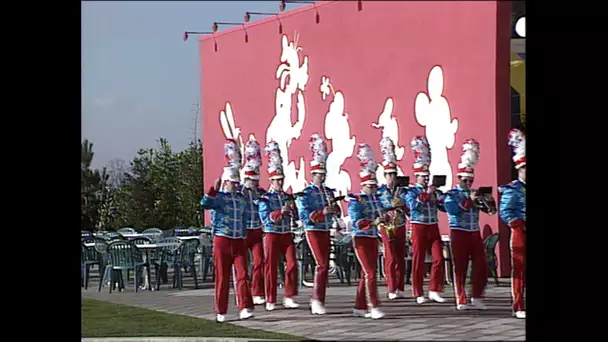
xmin=380 ymin=137 xmax=398 ymax=173
xmin=222 ymin=139 xmax=242 ymax=183
xmin=265 ymin=141 xmax=285 ymax=180
xmin=357 ymin=143 xmax=378 ymax=185
xmin=457 ymin=139 xmax=480 ymax=178
xmin=309 ymin=133 xmax=328 ymax=174
xmin=508 ymin=128 xmax=526 ymax=169
xmin=243 ymin=137 xmax=262 ymax=180
xmin=410 ymin=136 xmax=431 ymax=176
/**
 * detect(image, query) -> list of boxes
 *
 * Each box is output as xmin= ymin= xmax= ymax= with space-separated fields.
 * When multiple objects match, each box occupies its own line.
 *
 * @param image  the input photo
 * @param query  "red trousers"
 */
xmin=263 ymin=233 xmax=298 ymax=304
xmin=380 ymin=225 xmax=407 ymax=293
xmin=411 ymin=223 xmax=444 ymax=297
xmin=213 ymin=236 xmax=253 ymax=315
xmin=246 ymin=228 xmax=265 ymax=297
xmin=305 ymin=230 xmax=330 ymax=304
xmin=450 ymin=229 xmax=486 ymax=305
xmin=510 ymin=227 xmax=526 ymax=312
xmin=353 ymin=236 xmax=381 ymax=309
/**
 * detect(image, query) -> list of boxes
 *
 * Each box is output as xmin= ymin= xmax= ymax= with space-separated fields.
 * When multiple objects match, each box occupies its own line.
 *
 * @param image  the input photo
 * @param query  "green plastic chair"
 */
xmin=152 ymin=237 xmax=184 ymax=290
xmin=118 ymin=227 xmax=136 ymax=235
xmin=199 ymin=234 xmax=214 ymax=282
xmin=81 ymin=238 xmax=104 ymax=289
xmin=332 ymin=236 xmax=354 ymax=285
xmin=181 ymin=239 xmax=200 ymax=289
xmin=296 ymin=238 xmax=315 ymax=289
xmin=95 ymin=239 xmax=112 ymax=291
xmin=101 ymin=240 xmax=146 ymax=293
xmin=142 ymin=228 xmax=163 ymax=240
xmin=484 ymin=233 xmax=500 ymax=286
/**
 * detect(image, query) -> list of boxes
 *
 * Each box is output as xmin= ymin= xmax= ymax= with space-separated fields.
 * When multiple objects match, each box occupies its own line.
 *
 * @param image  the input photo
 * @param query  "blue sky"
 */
xmin=82 ymin=1 xmax=307 ymax=170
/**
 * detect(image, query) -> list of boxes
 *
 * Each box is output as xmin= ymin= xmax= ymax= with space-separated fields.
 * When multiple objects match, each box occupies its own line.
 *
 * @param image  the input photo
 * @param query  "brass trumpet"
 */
xmin=382 ymin=186 xmax=408 ymax=239
xmin=377 ymin=216 xmax=395 ymax=240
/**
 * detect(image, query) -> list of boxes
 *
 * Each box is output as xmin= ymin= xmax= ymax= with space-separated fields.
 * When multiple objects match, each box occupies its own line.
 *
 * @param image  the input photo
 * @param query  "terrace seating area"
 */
xmin=81 ymin=227 xmax=501 ymax=292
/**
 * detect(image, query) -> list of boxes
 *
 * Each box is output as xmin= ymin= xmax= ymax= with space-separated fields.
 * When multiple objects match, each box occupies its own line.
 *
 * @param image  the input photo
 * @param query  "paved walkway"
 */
xmin=82 ymin=339 xmax=273 ymax=342
xmin=82 ymin=339 xmax=277 ymax=342
xmin=82 ymin=274 xmax=525 ymax=341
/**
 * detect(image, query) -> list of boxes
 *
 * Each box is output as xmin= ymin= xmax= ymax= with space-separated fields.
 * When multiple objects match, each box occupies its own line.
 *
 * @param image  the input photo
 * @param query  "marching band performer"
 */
xmin=498 ymin=129 xmax=526 ymax=319
xmin=405 ymin=136 xmax=447 ymax=304
xmin=258 ymin=141 xmax=300 ymax=311
xmin=200 ymin=139 xmax=254 ymax=322
xmin=376 ymin=137 xmax=409 ymax=300
xmin=347 ymin=143 xmax=386 ymax=319
xmin=444 ymin=139 xmax=496 ymax=311
xmin=241 ymin=138 xmax=267 ymax=305
xmin=296 ymin=133 xmax=341 ymax=315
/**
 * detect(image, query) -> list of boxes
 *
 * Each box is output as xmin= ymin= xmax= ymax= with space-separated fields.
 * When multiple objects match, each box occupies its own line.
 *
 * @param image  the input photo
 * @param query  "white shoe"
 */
xmin=470 ymin=298 xmax=487 ymax=310
xmin=310 ymin=299 xmax=326 ymax=315
xmin=265 ymin=303 xmax=275 ymax=311
xmin=416 ymin=296 xmax=428 ymax=304
xmin=514 ymin=311 xmax=526 ymax=319
xmin=456 ymin=304 xmax=469 ymax=311
xmin=429 ymin=291 xmax=446 ymax=303
xmin=353 ymin=309 xmax=370 ymax=318
xmin=388 ymin=292 xmax=398 ymax=300
xmin=369 ymin=307 xmax=385 ymax=319
xmin=216 ymin=314 xmax=226 ymax=322
xmin=238 ymin=308 xmax=254 ymax=320
xmin=252 ymin=296 xmax=266 ymax=305
xmin=283 ymin=297 xmax=300 ymax=309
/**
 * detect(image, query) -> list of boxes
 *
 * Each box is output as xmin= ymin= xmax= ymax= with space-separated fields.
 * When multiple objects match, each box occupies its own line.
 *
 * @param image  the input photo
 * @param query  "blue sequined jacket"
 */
xmin=200 ymin=188 xmax=248 ymax=239
xmin=444 ymin=186 xmax=482 ymax=231
xmin=258 ymin=189 xmax=293 ymax=234
xmin=239 ymin=185 xmax=266 ymax=230
xmin=296 ymin=183 xmax=339 ymax=231
xmin=347 ymin=193 xmax=383 ymax=238
xmin=498 ymin=179 xmax=526 ymax=226
xmin=376 ymin=185 xmax=409 ymax=228
xmin=405 ymin=184 xmax=446 ymax=224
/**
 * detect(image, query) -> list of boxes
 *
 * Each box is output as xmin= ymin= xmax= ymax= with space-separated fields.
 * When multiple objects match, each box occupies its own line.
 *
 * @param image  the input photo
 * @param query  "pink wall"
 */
xmin=200 ymin=1 xmax=512 ymax=276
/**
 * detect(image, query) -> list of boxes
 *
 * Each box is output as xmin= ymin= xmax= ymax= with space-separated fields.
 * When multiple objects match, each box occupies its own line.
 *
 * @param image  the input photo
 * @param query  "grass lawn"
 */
xmin=82 ymin=299 xmax=304 ymax=339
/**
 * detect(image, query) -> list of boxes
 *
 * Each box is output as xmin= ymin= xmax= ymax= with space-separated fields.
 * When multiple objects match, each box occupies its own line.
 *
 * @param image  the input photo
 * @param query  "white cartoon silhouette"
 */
xmin=219 ymin=102 xmax=256 ymax=179
xmin=320 ymin=76 xmax=355 ymax=214
xmin=414 ymin=66 xmax=459 ymax=192
xmin=372 ymin=98 xmax=406 ymax=184
xmin=266 ymin=33 xmax=309 ymax=193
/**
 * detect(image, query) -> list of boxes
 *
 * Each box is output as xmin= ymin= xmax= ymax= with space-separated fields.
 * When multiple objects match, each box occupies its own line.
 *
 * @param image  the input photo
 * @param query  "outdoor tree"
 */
xmin=83 ymin=138 xmax=204 ymax=232
xmin=81 ymin=140 xmax=110 ymax=231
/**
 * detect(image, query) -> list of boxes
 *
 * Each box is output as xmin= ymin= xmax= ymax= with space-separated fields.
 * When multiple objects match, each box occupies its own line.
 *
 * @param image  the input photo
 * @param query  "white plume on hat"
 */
xmin=508 ymin=129 xmax=526 ymax=169
xmin=380 ymin=137 xmax=397 ymax=172
xmin=410 ymin=136 xmax=431 ymax=175
xmin=457 ymin=139 xmax=480 ymax=177
xmin=357 ymin=143 xmax=378 ymax=185
xmin=222 ymin=139 xmax=242 ymax=182
xmin=309 ymin=133 xmax=328 ymax=173
xmin=243 ymin=138 xmax=262 ymax=180
xmin=265 ymin=141 xmax=284 ymax=180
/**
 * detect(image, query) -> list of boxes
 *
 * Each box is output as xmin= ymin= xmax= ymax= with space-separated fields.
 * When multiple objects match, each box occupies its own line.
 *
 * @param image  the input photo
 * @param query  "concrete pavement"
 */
xmin=82 ymin=275 xmax=525 ymax=341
